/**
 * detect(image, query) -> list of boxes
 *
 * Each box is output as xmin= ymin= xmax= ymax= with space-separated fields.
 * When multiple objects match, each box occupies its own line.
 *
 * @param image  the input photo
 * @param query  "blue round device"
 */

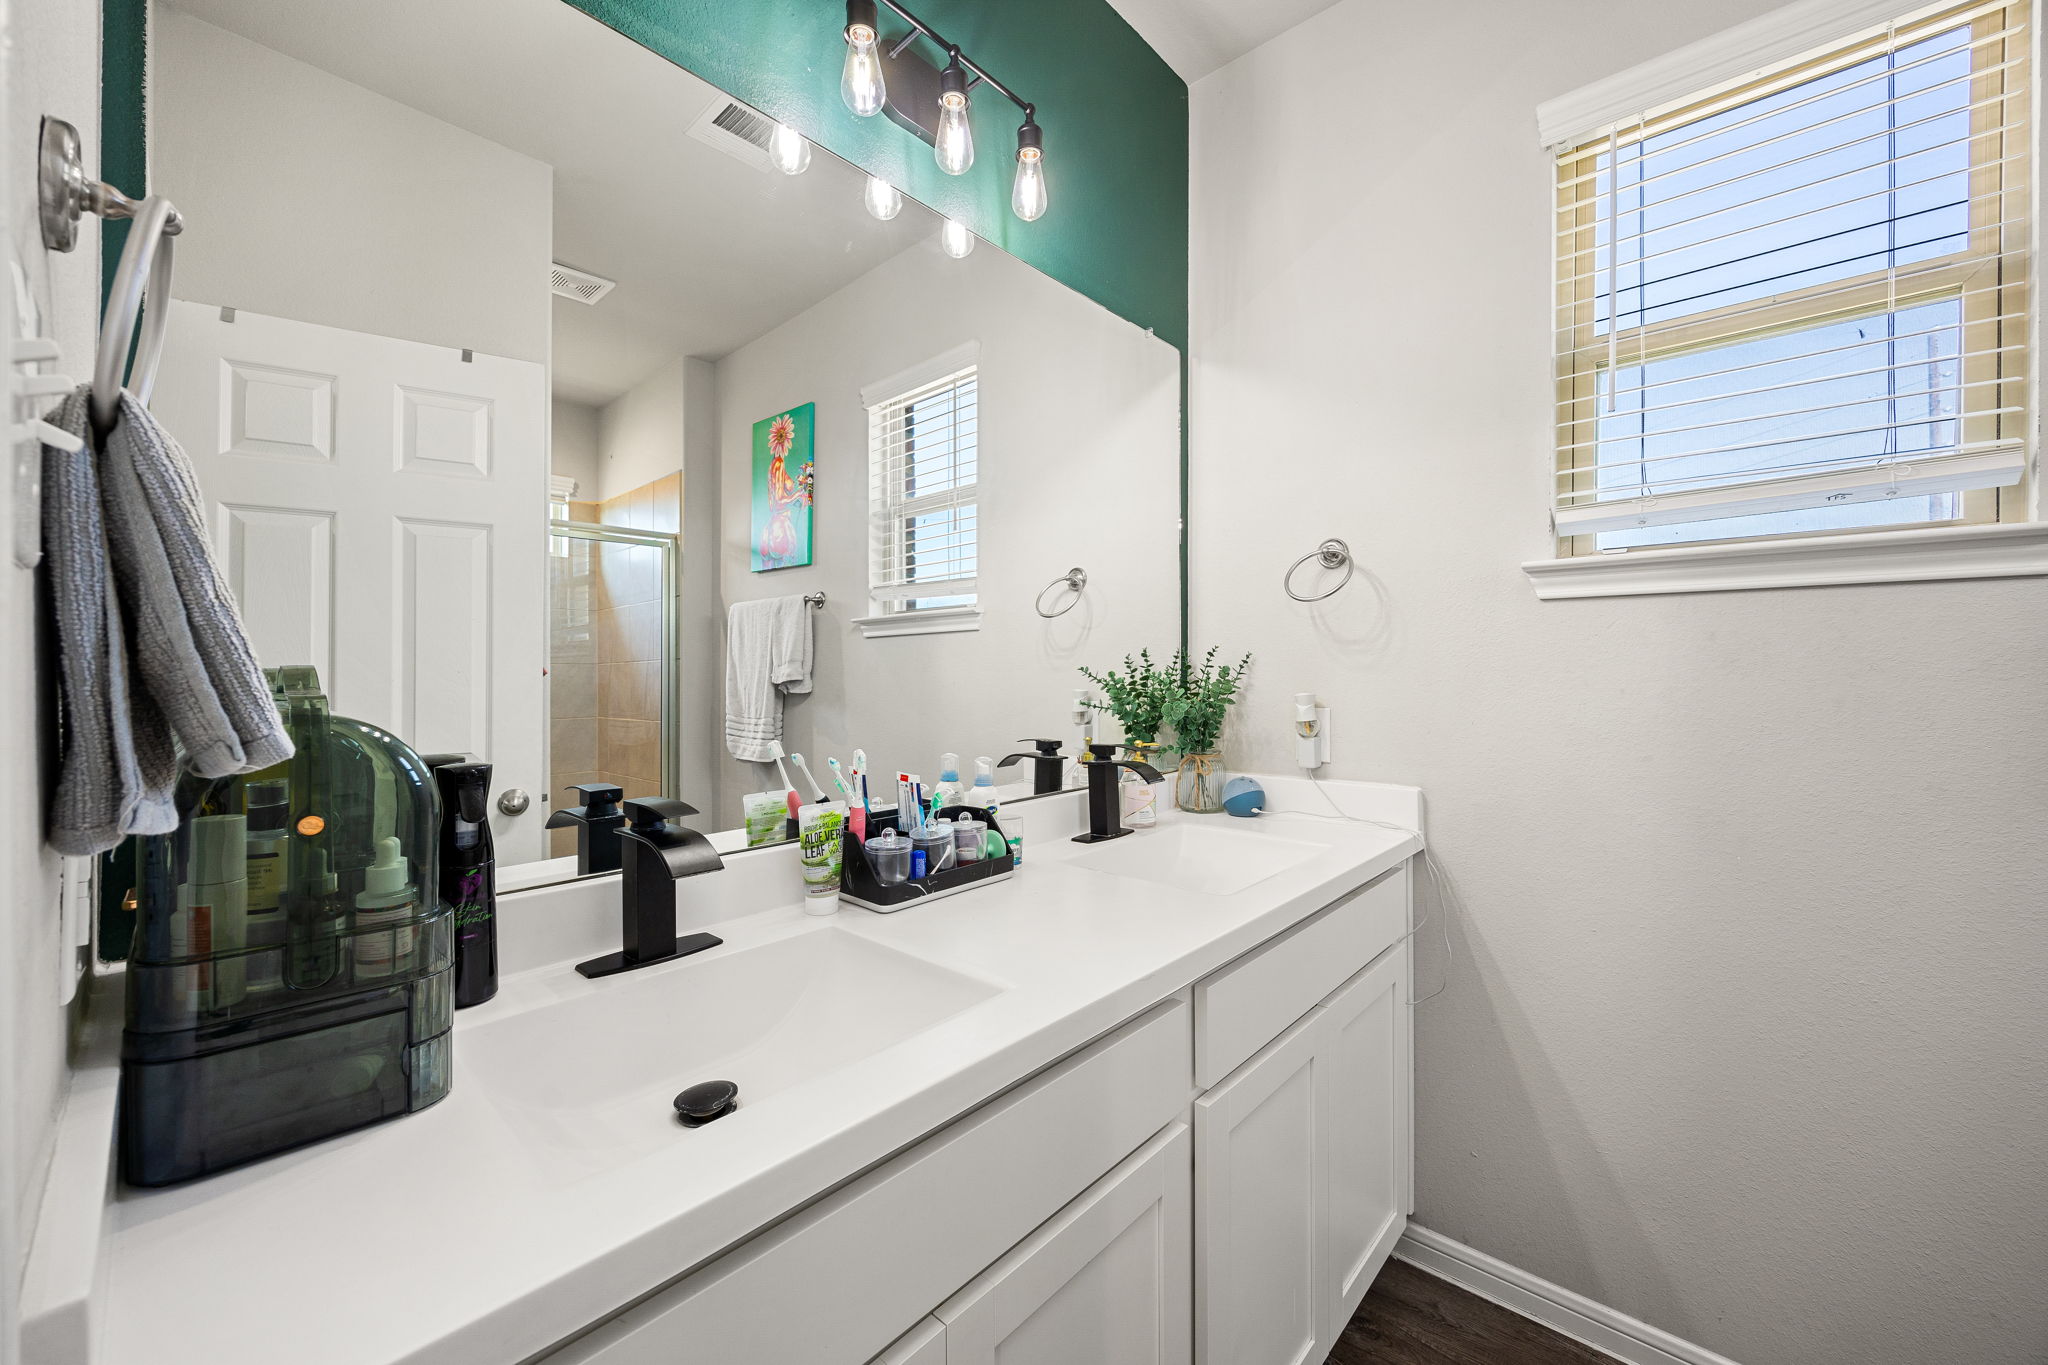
xmin=1222 ymin=776 xmax=1266 ymax=818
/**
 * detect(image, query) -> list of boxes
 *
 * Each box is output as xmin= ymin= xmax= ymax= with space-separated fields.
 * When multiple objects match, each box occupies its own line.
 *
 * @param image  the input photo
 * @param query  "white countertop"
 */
xmin=81 ymin=780 xmax=1420 ymax=1365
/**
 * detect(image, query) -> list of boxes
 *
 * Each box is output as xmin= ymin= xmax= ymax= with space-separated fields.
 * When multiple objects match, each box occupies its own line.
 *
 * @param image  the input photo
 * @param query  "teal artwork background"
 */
xmin=752 ymin=403 xmax=816 ymax=571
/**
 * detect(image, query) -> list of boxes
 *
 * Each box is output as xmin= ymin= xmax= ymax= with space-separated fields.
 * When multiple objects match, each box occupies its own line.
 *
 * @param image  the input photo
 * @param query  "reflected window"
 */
xmin=868 ymin=363 xmax=979 ymax=619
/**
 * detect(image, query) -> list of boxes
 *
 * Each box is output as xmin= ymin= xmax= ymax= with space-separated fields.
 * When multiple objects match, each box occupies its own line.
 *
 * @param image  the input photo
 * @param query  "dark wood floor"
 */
xmin=1326 ymin=1260 xmax=1615 ymax=1365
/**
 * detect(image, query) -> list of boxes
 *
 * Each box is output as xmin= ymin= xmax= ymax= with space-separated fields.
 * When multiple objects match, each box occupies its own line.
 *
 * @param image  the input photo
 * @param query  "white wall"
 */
xmin=594 ymin=352 xmax=699 ymax=503
xmin=2 ymin=0 xmax=101 ymax=1330
xmin=713 ymin=239 xmax=1181 ymax=822
xmin=1189 ymin=4 xmax=2048 ymax=1365
xmin=550 ymin=398 xmax=600 ymax=496
xmin=152 ymin=10 xmax=551 ymax=364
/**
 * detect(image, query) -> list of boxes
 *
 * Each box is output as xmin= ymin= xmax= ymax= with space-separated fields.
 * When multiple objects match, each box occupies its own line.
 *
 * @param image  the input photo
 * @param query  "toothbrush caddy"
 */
xmin=840 ymin=806 xmax=1015 ymax=913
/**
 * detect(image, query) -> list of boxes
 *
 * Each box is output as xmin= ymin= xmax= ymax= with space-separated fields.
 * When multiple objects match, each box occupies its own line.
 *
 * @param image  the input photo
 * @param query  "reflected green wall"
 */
xmin=565 ymin=0 xmax=1189 ymax=349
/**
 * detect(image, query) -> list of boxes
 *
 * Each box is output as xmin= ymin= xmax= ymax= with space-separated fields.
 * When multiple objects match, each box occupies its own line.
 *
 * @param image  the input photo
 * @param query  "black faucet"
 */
xmin=543 ymin=782 xmax=628 ymax=875
xmin=998 ymin=739 xmax=1068 ymax=796
xmin=1073 ymin=745 xmax=1164 ymax=844
xmin=576 ymin=798 xmax=725 ymax=979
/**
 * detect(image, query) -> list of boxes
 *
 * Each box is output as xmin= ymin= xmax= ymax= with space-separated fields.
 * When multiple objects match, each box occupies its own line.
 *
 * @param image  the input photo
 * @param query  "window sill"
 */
xmin=852 ymin=606 xmax=983 ymax=638
xmin=1523 ymin=522 xmax=2048 ymax=600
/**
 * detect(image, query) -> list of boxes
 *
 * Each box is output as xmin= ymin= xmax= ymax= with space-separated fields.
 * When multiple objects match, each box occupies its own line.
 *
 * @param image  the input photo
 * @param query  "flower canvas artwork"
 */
xmin=750 ymin=403 xmax=816 ymax=571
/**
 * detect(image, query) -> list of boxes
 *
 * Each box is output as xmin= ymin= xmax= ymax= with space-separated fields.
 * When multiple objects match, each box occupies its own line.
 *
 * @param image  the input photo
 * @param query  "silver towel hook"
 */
xmin=1035 ymin=567 xmax=1087 ymax=618
xmin=1284 ymin=538 xmax=1353 ymax=603
xmin=37 ymin=116 xmax=184 ymax=438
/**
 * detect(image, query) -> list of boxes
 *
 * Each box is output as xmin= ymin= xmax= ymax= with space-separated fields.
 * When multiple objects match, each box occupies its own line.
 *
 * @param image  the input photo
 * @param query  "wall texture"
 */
xmin=550 ymin=398 xmax=601 ymax=496
xmin=4 ymin=0 xmax=102 ymax=1306
xmin=714 ymin=238 xmax=1181 ymax=823
xmin=565 ymin=0 xmax=1189 ymax=349
xmin=1188 ymin=4 xmax=2048 ymax=1364
xmin=152 ymin=12 xmax=552 ymax=364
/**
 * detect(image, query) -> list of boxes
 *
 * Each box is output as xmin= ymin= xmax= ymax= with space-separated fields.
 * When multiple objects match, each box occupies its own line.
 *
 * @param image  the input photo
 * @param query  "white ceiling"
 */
xmin=168 ymin=0 xmax=939 ymax=406
xmin=1105 ymin=0 xmax=1347 ymax=82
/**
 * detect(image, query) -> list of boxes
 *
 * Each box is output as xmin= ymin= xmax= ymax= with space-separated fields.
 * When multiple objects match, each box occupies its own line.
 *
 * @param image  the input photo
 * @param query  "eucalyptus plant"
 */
xmin=1077 ymin=649 xmax=1175 ymax=747
xmin=1159 ymin=646 xmax=1253 ymax=756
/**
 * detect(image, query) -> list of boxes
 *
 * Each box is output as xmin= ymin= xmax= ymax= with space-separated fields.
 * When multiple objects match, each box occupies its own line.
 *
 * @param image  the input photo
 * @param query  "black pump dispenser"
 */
xmin=434 ymin=761 xmax=498 ymax=1007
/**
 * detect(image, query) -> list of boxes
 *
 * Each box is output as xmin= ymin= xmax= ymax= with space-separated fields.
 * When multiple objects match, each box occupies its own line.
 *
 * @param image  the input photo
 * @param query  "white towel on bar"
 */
xmin=724 ymin=596 xmax=813 ymax=762
xmin=41 ymin=388 xmax=293 ymax=856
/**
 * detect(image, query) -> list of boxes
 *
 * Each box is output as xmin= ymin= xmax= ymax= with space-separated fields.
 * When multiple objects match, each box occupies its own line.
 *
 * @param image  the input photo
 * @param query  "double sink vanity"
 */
xmin=61 ymin=779 xmax=1422 ymax=1365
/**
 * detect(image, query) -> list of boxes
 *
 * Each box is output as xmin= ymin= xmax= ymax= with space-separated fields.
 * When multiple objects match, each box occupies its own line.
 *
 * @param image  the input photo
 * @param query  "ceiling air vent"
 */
xmin=551 ymin=262 xmax=616 ymax=306
xmin=686 ymin=98 xmax=775 ymax=171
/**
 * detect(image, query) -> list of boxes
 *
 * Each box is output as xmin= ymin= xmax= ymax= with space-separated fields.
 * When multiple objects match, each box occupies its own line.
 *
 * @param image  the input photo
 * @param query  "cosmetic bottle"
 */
xmin=1121 ymin=742 xmax=1161 ymax=829
xmin=798 ymin=800 xmax=849 ymax=912
xmin=353 ymin=836 xmax=419 ymax=980
xmin=287 ymin=846 xmax=349 ymax=991
xmin=242 ymin=779 xmax=289 ymax=993
xmin=174 ymin=814 xmax=248 ymax=1011
xmin=435 ymin=762 xmax=499 ymax=1008
xmin=963 ymin=756 xmax=1001 ymax=817
xmin=933 ymin=754 xmax=965 ymax=811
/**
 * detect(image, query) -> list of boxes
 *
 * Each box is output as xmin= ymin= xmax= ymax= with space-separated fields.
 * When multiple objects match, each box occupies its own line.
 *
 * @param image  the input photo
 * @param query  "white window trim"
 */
xmin=1536 ymin=0 xmax=1978 ymax=150
xmin=863 ymin=343 xmax=981 ymax=636
xmin=1532 ymin=0 xmax=2040 ymax=598
xmin=1523 ymin=520 xmax=2048 ymax=598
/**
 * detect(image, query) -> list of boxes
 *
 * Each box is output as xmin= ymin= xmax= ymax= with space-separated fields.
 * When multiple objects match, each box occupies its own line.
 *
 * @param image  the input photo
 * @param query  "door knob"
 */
xmin=497 ymin=788 xmax=531 ymax=816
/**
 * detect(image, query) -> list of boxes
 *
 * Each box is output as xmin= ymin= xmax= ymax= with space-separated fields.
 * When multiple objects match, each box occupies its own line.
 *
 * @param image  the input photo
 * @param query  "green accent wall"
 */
xmin=565 ymin=0 xmax=1189 ymax=350
xmin=99 ymin=0 xmax=149 ymax=298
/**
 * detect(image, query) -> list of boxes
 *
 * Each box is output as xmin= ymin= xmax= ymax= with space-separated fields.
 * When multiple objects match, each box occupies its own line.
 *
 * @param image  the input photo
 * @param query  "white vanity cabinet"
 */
xmin=1192 ymin=868 xmax=1412 ymax=1365
xmin=545 ymin=858 xmax=1414 ymax=1365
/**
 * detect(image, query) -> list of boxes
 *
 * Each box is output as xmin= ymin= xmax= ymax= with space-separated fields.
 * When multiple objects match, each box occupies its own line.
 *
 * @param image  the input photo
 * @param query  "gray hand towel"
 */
xmin=41 ymin=388 xmax=293 ymax=856
xmin=724 ymin=596 xmax=814 ymax=762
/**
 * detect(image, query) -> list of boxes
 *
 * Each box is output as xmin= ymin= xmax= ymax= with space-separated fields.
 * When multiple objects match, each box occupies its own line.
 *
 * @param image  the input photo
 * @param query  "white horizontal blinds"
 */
xmin=1553 ymin=0 xmax=2030 ymax=546
xmin=868 ymin=365 xmax=979 ymax=606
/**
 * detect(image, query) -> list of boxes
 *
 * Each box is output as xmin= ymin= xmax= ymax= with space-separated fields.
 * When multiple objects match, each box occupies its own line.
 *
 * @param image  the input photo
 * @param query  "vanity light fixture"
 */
xmin=940 ymin=217 xmax=975 ymax=258
xmin=841 ymin=0 xmax=887 ymax=117
xmin=864 ymin=174 xmax=904 ymax=221
xmin=836 ymin=0 xmax=1048 ymax=220
xmin=768 ymin=122 xmax=812 ymax=175
xmin=1011 ymin=110 xmax=1046 ymax=222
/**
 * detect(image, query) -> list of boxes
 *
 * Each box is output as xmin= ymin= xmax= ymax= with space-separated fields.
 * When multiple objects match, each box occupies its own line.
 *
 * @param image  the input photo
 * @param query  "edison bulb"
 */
xmin=935 ymin=99 xmax=974 ymax=175
xmin=841 ymin=26 xmax=886 ymax=116
xmin=1012 ymin=149 xmax=1046 ymax=222
xmin=768 ymin=123 xmax=811 ymax=175
xmin=865 ymin=175 xmax=903 ymax=221
xmin=941 ymin=218 xmax=974 ymax=258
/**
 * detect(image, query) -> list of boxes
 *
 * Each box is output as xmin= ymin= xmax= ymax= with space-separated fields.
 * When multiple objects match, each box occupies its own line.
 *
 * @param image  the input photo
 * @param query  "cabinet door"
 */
xmin=871 ymin=1317 xmax=946 ymax=1365
xmin=940 ymin=1123 xmax=1191 ymax=1365
xmin=1193 ymin=1010 xmax=1325 ymax=1365
xmin=1319 ymin=948 xmax=1409 ymax=1342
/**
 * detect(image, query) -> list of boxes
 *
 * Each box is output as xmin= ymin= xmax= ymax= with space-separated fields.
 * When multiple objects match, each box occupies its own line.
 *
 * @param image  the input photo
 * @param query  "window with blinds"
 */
xmin=1552 ymin=1 xmax=2032 ymax=553
xmin=868 ymin=364 xmax=978 ymax=614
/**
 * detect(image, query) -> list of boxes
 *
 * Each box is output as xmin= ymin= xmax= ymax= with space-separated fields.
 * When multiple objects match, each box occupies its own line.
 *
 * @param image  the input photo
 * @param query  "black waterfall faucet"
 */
xmin=1073 ymin=745 xmax=1164 ymax=845
xmin=998 ymin=739 xmax=1068 ymax=796
xmin=576 ymin=798 xmax=725 ymax=980
xmin=544 ymin=782 xmax=629 ymax=876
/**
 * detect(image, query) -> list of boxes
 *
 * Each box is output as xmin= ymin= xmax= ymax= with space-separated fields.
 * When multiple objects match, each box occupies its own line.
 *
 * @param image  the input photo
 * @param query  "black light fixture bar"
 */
xmin=873 ymin=0 xmax=1033 ymax=117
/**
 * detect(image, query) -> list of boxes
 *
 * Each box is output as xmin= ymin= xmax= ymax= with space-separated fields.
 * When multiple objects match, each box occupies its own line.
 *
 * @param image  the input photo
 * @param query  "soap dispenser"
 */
xmin=353 ymin=837 xmax=419 ymax=980
xmin=963 ymin=756 xmax=1001 ymax=816
xmin=434 ymin=762 xmax=499 ymax=1009
xmin=933 ymin=754 xmax=966 ymax=812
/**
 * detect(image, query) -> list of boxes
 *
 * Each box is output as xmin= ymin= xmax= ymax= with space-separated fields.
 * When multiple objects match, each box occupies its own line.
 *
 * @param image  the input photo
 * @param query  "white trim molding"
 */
xmin=1523 ymin=522 xmax=2048 ymax=599
xmin=1395 ymin=1226 xmax=1746 ymax=1365
xmin=851 ymin=605 xmax=983 ymax=639
xmin=1536 ymin=0 xmax=1979 ymax=148
xmin=859 ymin=341 xmax=981 ymax=411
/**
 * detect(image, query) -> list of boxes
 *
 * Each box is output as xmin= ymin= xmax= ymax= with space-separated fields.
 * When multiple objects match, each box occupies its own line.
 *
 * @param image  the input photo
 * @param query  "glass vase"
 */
xmin=1174 ymin=752 xmax=1225 ymax=814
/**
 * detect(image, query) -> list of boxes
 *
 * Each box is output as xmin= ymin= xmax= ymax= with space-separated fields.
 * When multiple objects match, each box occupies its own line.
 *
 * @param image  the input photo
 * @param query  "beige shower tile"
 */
xmin=550 ymin=663 xmax=597 ymax=719
xmin=599 ymin=661 xmax=661 ymax=722
xmin=650 ymin=473 xmax=681 ymax=534
xmin=601 ymin=717 xmax=659 ymax=782
xmin=552 ymin=718 xmax=597 ymax=774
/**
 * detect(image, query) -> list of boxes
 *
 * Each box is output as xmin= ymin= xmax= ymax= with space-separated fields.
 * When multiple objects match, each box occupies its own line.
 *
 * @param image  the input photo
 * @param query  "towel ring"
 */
xmin=1284 ymin=539 xmax=1353 ymax=602
xmin=36 ymin=116 xmax=183 ymax=439
xmin=1035 ymin=567 xmax=1087 ymax=618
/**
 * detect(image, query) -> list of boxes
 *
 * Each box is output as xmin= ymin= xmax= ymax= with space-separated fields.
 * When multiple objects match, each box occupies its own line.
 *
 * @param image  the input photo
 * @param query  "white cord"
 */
xmin=1288 ymin=773 xmax=1455 ymax=1007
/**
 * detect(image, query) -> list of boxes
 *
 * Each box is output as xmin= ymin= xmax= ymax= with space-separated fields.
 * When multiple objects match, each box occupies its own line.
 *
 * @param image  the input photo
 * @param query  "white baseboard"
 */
xmin=1394 ymin=1226 xmax=1743 ymax=1365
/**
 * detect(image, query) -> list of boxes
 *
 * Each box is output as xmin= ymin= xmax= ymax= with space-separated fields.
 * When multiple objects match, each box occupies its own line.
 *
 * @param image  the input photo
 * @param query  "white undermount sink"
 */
xmin=459 ymin=927 xmax=1003 ymax=1165
xmin=1067 ymin=823 xmax=1324 ymax=896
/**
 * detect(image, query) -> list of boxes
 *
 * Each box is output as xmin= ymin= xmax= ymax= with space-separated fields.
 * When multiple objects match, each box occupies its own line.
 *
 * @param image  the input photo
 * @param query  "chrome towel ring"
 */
xmin=1284 ymin=539 xmax=1353 ymax=602
xmin=37 ymin=116 xmax=184 ymax=439
xmin=1035 ymin=567 xmax=1087 ymax=618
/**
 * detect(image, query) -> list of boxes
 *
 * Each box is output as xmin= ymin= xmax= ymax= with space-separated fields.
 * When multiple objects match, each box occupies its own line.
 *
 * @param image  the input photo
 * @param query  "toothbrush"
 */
xmin=825 ymin=757 xmax=854 ymax=799
xmin=789 ymin=753 xmax=828 ymax=805
xmin=763 ymin=740 xmax=798 ymax=799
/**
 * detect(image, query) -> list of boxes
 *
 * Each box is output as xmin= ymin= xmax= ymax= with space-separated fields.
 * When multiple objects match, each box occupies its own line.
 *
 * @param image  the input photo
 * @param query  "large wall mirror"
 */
xmin=145 ymin=0 xmax=1183 ymax=885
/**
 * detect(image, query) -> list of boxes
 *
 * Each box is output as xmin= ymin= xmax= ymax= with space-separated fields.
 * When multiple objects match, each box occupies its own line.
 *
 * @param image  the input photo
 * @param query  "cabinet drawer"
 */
xmin=1194 ymin=865 xmax=1406 ymax=1088
xmin=544 ymin=998 xmax=1192 ymax=1365
xmin=870 ymin=1318 xmax=945 ymax=1365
